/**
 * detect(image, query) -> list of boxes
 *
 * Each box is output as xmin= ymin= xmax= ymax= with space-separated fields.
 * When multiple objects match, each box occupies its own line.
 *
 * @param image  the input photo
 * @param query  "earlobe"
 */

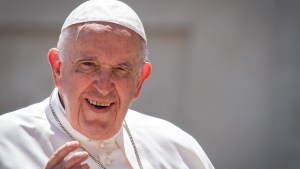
xmin=48 ymin=48 xmax=62 ymax=87
xmin=134 ymin=62 xmax=152 ymax=99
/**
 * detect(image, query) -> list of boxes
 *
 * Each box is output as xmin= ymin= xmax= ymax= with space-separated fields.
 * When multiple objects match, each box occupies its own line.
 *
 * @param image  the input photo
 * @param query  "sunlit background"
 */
xmin=0 ymin=0 xmax=299 ymax=168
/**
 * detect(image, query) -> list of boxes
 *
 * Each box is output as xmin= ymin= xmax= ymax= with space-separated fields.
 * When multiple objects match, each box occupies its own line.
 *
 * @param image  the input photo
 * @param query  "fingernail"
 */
xmin=68 ymin=141 xmax=79 ymax=147
xmin=82 ymin=152 xmax=89 ymax=159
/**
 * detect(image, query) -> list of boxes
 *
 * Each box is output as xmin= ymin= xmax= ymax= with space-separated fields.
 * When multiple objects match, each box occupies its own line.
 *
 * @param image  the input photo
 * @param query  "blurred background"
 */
xmin=0 ymin=0 xmax=299 ymax=168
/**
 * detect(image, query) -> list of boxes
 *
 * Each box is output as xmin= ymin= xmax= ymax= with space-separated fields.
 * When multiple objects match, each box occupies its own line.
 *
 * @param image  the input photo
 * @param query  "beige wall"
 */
xmin=1 ymin=0 xmax=300 ymax=168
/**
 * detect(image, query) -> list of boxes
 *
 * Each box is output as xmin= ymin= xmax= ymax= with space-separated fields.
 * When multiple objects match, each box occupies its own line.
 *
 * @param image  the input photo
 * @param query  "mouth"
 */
xmin=86 ymin=99 xmax=112 ymax=109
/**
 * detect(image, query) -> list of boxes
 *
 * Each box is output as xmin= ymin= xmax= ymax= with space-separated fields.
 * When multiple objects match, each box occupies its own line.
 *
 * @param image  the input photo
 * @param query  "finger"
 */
xmin=44 ymin=141 xmax=80 ymax=169
xmin=64 ymin=151 xmax=89 ymax=169
xmin=82 ymin=163 xmax=90 ymax=169
xmin=72 ymin=163 xmax=90 ymax=169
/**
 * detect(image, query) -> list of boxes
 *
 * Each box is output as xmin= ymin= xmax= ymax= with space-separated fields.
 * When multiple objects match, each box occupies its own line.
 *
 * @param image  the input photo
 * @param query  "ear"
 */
xmin=48 ymin=48 xmax=62 ymax=88
xmin=134 ymin=62 xmax=152 ymax=99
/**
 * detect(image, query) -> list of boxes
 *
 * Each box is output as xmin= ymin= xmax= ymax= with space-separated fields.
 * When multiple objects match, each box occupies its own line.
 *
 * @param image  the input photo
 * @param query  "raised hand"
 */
xmin=44 ymin=141 xmax=90 ymax=169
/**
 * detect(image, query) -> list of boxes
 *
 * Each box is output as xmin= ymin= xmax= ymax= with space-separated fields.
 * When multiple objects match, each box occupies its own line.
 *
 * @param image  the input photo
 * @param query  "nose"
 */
xmin=93 ymin=70 xmax=114 ymax=96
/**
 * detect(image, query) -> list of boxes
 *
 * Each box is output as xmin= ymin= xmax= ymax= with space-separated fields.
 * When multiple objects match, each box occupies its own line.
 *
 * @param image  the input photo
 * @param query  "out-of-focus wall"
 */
xmin=0 ymin=0 xmax=299 ymax=169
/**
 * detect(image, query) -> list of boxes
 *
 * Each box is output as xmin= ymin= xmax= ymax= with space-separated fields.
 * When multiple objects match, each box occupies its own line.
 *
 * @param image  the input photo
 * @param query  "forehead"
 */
xmin=63 ymin=22 xmax=143 ymax=62
xmin=76 ymin=22 xmax=136 ymax=42
xmin=79 ymin=23 xmax=140 ymax=52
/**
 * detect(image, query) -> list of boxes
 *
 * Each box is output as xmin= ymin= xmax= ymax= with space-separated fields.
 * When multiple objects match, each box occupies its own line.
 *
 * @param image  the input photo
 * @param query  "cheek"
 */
xmin=117 ymin=78 xmax=139 ymax=100
xmin=61 ymin=76 xmax=91 ymax=122
xmin=60 ymin=71 xmax=92 ymax=105
xmin=62 ymin=66 xmax=92 ymax=89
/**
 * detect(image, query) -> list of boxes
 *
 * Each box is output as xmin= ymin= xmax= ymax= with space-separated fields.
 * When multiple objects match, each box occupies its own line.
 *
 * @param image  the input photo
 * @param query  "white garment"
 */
xmin=0 ymin=89 xmax=214 ymax=169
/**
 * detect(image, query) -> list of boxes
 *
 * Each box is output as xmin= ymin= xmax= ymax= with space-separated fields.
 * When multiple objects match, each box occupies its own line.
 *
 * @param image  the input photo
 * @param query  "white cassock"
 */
xmin=0 ymin=88 xmax=214 ymax=169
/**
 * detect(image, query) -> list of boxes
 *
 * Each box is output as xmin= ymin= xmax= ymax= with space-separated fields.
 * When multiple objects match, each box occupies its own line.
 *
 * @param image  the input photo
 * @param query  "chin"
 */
xmin=80 ymin=120 xmax=116 ymax=139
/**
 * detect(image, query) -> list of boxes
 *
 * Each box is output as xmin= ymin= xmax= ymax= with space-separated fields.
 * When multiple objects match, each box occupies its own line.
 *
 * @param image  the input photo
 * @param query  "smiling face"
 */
xmin=48 ymin=22 xmax=151 ymax=140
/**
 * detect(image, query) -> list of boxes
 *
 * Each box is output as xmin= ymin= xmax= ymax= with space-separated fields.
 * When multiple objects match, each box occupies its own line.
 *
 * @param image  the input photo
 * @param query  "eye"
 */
xmin=113 ymin=66 xmax=131 ymax=78
xmin=76 ymin=61 xmax=99 ymax=73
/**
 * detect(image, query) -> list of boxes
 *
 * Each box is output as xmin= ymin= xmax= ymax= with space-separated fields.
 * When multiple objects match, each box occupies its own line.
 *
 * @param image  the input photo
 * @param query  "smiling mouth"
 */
xmin=87 ymin=99 xmax=111 ymax=109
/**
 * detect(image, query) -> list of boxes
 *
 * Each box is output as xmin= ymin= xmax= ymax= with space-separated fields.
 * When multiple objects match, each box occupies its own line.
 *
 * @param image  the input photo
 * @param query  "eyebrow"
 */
xmin=116 ymin=62 xmax=133 ymax=70
xmin=77 ymin=56 xmax=98 ymax=61
xmin=76 ymin=56 xmax=134 ymax=69
xmin=73 ymin=56 xmax=98 ymax=64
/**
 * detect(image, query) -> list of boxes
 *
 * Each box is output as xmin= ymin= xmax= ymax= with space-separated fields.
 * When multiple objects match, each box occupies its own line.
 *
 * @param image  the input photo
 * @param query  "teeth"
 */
xmin=88 ymin=99 xmax=110 ymax=107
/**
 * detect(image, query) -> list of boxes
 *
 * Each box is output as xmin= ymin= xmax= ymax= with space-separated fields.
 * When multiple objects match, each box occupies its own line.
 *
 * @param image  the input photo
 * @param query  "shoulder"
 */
xmin=126 ymin=109 xmax=190 ymax=138
xmin=126 ymin=109 xmax=215 ymax=169
xmin=126 ymin=109 xmax=201 ymax=150
xmin=0 ymin=98 xmax=52 ymax=168
xmin=0 ymin=98 xmax=50 ymax=135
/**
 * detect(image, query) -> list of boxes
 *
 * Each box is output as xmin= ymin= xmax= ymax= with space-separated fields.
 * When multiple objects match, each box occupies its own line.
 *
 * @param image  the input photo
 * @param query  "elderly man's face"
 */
xmin=48 ymin=23 xmax=151 ymax=140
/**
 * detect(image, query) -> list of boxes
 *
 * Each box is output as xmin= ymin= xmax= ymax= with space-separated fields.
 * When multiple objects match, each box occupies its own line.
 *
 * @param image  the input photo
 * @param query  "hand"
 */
xmin=44 ymin=141 xmax=90 ymax=169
